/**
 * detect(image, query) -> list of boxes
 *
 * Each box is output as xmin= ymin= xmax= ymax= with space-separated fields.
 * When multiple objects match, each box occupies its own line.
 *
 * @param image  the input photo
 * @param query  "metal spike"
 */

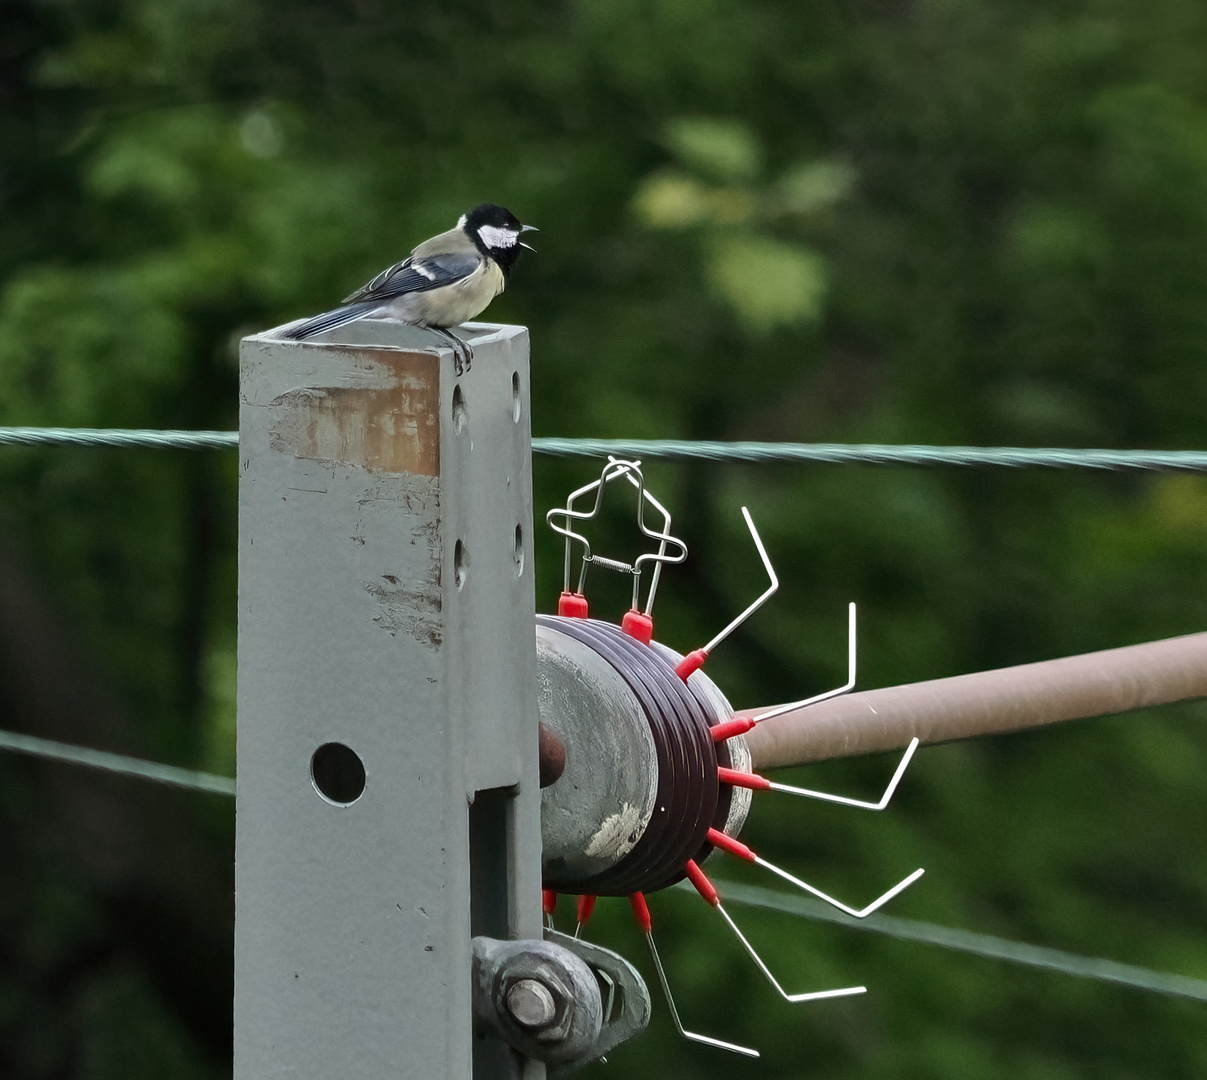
xmin=699 ymin=507 xmax=780 ymax=655
xmin=756 ymin=858 xmax=925 ymax=918
xmin=714 ymin=903 xmax=867 ymax=1004
xmin=767 ymin=737 xmax=920 ymax=811
xmin=707 ymin=826 xmax=924 ymax=919
xmin=641 ymin=930 xmax=760 ymax=1058
xmin=753 ymin=601 xmax=858 ymax=724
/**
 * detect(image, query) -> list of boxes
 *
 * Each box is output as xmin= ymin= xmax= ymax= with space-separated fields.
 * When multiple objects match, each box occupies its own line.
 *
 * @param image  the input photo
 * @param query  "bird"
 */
xmin=281 ymin=203 xmax=536 ymax=366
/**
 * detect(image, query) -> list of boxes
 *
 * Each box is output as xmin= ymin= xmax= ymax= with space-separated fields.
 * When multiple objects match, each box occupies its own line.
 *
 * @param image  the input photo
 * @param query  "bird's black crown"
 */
xmin=462 ymin=203 xmax=531 ymax=274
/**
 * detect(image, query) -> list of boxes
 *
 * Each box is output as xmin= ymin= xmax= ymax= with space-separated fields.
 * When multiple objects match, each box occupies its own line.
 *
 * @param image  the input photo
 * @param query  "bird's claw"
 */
xmin=433 ymin=327 xmax=473 ymax=374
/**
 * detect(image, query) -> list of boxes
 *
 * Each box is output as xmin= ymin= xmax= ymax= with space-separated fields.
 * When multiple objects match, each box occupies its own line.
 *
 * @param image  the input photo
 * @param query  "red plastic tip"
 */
xmin=684 ymin=860 xmax=720 ymax=906
xmin=558 ymin=591 xmax=589 ymax=618
xmin=576 ymin=893 xmax=598 ymax=926
xmin=629 ymin=891 xmax=653 ymax=933
xmin=542 ymin=889 xmax=557 ymax=916
xmin=674 ymin=648 xmax=708 ymax=681
xmin=621 ymin=608 xmax=654 ymax=645
xmin=707 ymin=827 xmax=756 ymax=863
xmin=709 ymin=717 xmax=757 ymax=742
xmin=717 ymin=766 xmax=771 ymax=791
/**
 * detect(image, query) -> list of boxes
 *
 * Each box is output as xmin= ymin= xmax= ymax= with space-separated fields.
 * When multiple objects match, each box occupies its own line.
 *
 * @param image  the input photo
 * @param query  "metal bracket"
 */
xmin=471 ymin=933 xmax=650 ymax=1074
xmin=543 ymin=930 xmax=651 ymax=1076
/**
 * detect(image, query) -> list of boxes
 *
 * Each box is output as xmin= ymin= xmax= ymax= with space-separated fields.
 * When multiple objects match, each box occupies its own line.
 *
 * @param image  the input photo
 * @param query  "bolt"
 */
xmin=506 ymin=978 xmax=558 ymax=1030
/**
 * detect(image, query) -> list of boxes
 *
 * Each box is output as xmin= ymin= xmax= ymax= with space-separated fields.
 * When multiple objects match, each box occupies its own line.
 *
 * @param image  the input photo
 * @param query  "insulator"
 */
xmin=537 ymin=615 xmax=751 ymax=896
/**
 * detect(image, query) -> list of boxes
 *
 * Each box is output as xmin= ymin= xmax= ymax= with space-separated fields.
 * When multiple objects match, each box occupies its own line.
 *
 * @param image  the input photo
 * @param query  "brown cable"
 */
xmin=741 ymin=631 xmax=1207 ymax=770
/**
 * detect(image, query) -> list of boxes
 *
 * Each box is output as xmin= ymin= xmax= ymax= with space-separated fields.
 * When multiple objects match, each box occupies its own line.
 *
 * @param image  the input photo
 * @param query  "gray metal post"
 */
xmin=236 ymin=320 xmax=541 ymax=1079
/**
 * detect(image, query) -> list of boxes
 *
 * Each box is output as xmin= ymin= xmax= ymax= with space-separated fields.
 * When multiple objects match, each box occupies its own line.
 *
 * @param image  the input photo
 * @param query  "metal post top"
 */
xmin=243 ymin=318 xmax=529 ymax=352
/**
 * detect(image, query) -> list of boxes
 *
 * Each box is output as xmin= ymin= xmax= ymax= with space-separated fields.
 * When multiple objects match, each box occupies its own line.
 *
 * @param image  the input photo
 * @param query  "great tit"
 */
xmin=282 ymin=203 xmax=536 ymax=365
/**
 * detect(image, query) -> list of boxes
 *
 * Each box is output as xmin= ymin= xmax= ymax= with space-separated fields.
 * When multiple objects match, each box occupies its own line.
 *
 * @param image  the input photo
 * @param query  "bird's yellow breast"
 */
xmin=417 ymin=258 xmax=505 ymax=327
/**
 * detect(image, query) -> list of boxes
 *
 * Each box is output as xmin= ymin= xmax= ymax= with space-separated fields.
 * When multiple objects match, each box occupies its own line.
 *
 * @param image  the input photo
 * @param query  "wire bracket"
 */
xmin=546 ymin=457 xmax=687 ymax=625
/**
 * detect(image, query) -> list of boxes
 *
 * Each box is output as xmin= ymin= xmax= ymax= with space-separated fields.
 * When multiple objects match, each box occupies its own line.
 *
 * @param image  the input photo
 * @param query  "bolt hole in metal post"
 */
xmin=513 ymin=524 xmax=525 ymax=576
xmin=511 ymin=371 xmax=522 ymax=423
xmin=310 ymin=742 xmax=366 ymax=805
xmin=455 ymin=538 xmax=469 ymax=590
xmin=452 ymin=382 xmax=468 ymax=434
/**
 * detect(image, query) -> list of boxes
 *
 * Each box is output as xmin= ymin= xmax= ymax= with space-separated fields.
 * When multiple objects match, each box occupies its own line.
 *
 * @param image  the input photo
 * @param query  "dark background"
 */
xmin=2 ymin=0 xmax=1207 ymax=1076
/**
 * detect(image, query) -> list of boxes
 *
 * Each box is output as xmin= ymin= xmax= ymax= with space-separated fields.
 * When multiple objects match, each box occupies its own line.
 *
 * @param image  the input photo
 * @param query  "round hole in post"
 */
xmin=454 ymin=538 xmax=468 ymax=590
xmin=310 ymin=742 xmax=366 ymax=806
xmin=452 ymin=383 xmax=468 ymax=435
xmin=511 ymin=371 xmax=522 ymax=423
xmin=513 ymin=524 xmax=524 ymax=576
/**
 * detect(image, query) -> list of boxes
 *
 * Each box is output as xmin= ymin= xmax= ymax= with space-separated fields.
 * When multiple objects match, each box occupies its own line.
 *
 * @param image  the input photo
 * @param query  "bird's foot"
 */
xmin=432 ymin=327 xmax=473 ymax=374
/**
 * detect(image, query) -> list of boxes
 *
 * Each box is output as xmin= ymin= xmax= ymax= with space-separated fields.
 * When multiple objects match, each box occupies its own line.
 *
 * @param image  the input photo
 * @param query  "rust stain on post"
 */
xmin=268 ymin=350 xmax=440 ymax=475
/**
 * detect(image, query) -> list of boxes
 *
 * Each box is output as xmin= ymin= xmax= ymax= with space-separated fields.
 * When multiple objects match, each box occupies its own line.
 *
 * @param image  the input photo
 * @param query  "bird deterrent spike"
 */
xmin=717 ymin=737 xmax=920 ymax=811
xmin=628 ymin=892 xmax=760 ymax=1058
xmin=683 ymin=861 xmax=867 ymax=1004
xmin=675 ymin=507 xmax=778 ymax=681
xmin=706 ymin=828 xmax=924 ymax=919
xmin=751 ymin=601 xmax=858 ymax=724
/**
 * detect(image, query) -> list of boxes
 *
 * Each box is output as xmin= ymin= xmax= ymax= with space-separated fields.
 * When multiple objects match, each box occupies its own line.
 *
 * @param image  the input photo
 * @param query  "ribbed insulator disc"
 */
xmin=537 ymin=616 xmax=751 ymax=896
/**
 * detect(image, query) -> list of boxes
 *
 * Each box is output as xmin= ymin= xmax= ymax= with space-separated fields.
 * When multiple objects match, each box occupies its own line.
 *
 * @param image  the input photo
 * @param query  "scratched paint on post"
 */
xmin=266 ymin=349 xmax=440 ymax=475
xmin=353 ymin=474 xmax=444 ymax=648
xmin=363 ymin=570 xmax=443 ymax=647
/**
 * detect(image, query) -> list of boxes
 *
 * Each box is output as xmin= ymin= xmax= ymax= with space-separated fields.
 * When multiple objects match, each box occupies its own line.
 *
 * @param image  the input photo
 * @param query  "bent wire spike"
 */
xmin=707 ymin=827 xmax=924 ymax=919
xmin=702 ymin=506 xmax=780 ymax=654
xmin=714 ymin=903 xmax=866 ymax=1004
xmin=738 ymin=599 xmax=921 ymax=811
xmin=643 ymin=926 xmax=759 ymax=1058
xmin=680 ymin=506 xmax=780 ymax=661
xmin=682 ymin=862 xmax=867 ymax=1006
xmin=630 ymin=892 xmax=759 ymax=1058
xmin=752 ymin=601 xmax=859 ymax=723
xmin=765 ymin=737 xmax=921 ymax=810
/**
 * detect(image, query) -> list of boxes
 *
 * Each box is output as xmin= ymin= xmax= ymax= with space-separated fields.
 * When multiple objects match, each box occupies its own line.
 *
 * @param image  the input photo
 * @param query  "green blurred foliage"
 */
xmin=2 ymin=0 xmax=1207 ymax=1077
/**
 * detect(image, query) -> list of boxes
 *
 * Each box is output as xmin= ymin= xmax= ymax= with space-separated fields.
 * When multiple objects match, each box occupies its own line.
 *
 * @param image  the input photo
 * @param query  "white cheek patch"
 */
xmin=477 ymin=224 xmax=520 ymax=249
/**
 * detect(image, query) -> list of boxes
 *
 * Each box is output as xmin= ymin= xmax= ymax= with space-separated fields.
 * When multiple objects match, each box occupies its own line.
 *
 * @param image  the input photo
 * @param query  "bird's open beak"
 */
xmin=520 ymin=224 xmax=538 ymax=252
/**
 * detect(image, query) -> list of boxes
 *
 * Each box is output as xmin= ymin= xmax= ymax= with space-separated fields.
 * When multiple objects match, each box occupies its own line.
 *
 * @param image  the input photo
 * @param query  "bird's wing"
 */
xmin=342 ymin=252 xmax=483 ymax=304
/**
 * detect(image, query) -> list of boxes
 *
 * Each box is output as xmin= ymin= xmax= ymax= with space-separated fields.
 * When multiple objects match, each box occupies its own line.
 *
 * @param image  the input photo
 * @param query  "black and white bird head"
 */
xmin=460 ymin=203 xmax=537 ymax=274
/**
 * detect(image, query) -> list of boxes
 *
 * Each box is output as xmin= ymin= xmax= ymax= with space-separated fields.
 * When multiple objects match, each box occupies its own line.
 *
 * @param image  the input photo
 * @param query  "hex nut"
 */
xmin=506 ymin=978 xmax=558 ymax=1030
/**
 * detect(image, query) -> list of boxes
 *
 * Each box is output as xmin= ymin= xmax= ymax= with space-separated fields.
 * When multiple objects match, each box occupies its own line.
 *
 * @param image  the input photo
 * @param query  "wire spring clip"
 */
xmin=545 ymin=457 xmax=687 ymax=639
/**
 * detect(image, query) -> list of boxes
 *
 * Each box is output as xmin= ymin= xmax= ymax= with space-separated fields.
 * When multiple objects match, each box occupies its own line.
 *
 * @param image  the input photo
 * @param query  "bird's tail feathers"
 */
xmin=280 ymin=301 xmax=381 ymax=341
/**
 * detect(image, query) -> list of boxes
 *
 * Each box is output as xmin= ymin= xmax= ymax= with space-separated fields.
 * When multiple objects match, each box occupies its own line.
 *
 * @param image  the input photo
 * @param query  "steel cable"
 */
xmin=4 ymin=423 xmax=1206 ymax=1008
xmin=6 ymin=426 xmax=1207 ymax=471
xmin=682 ymin=878 xmax=1207 ymax=1004
xmin=3 ymin=727 xmax=1204 ymax=1004
xmin=0 ymin=728 xmax=235 ymax=796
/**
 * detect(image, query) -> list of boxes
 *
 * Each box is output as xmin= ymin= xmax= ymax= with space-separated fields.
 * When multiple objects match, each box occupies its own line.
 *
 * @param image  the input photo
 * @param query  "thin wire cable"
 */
xmin=4 ymin=724 xmax=1204 ymax=1004
xmin=5 ymin=422 xmax=1207 ymax=1002
xmin=687 ymin=877 xmax=1207 ymax=1004
xmin=535 ymin=438 xmax=1207 ymax=471
xmin=0 ymin=728 xmax=235 ymax=796
xmin=7 ymin=427 xmax=1207 ymax=471
xmin=0 ymin=427 xmax=237 ymax=450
